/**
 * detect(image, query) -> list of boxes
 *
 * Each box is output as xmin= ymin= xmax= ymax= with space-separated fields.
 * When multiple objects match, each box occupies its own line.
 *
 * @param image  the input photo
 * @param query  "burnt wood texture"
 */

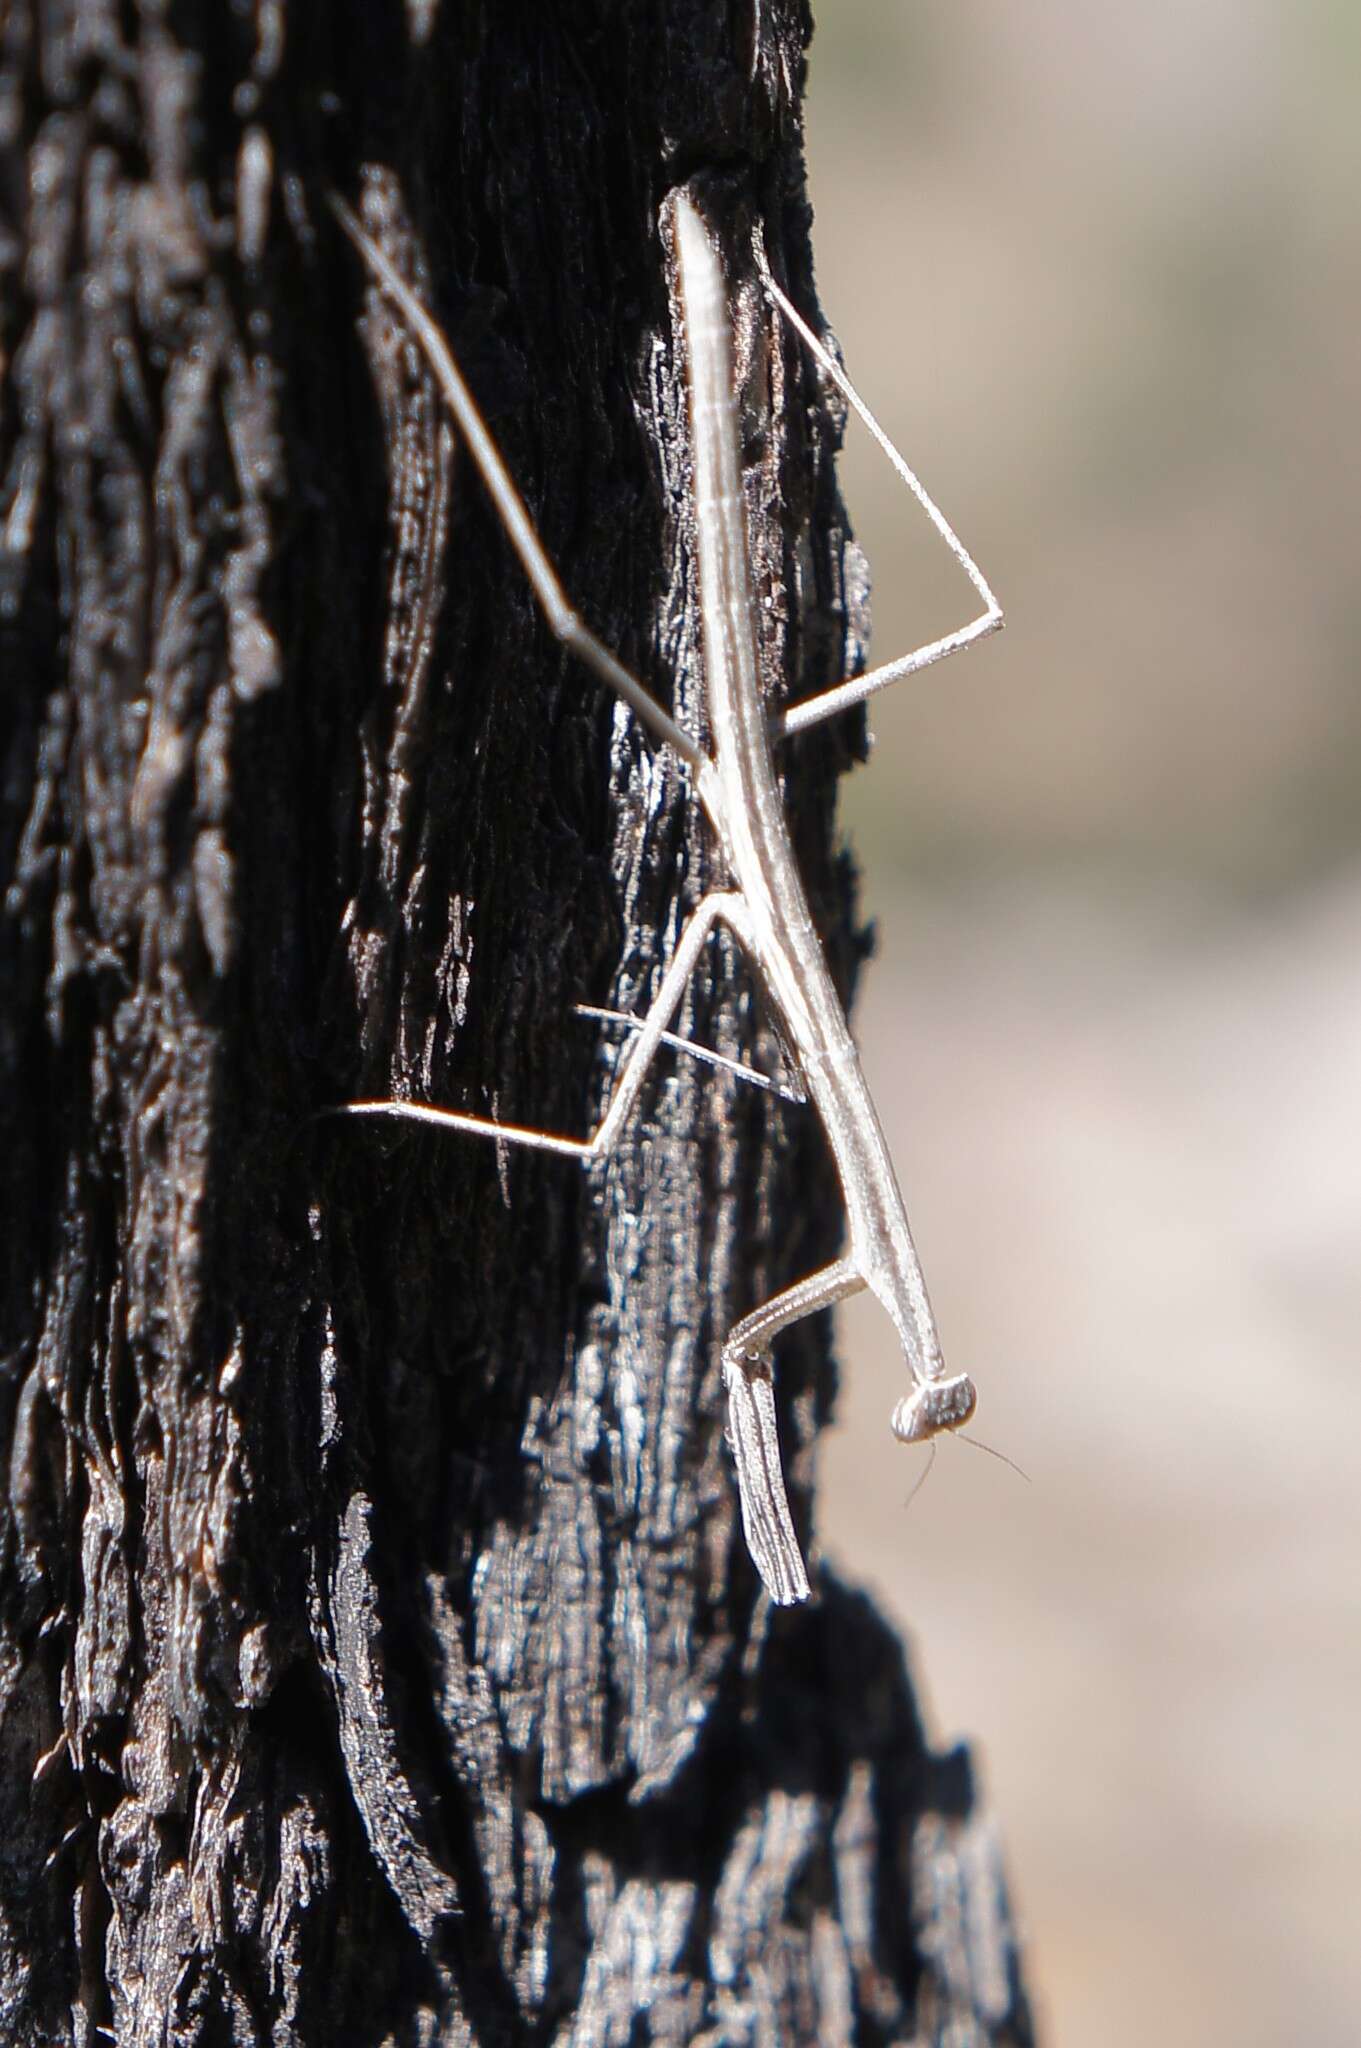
xmin=0 ymin=2 xmax=1034 ymax=2041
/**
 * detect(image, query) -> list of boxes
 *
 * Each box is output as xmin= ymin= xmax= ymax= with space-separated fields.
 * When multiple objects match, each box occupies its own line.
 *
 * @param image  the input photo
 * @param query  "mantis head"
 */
xmin=891 ymin=1372 xmax=978 ymax=1444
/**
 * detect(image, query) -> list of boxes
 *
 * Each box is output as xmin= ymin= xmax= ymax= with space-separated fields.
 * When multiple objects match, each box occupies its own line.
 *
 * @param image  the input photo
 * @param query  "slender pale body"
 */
xmin=331 ymin=184 xmax=1000 ymax=1604
xmin=673 ymin=197 xmax=976 ymax=1601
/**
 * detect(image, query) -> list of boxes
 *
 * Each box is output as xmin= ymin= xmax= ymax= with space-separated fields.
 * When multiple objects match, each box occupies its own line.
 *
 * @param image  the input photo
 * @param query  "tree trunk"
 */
xmin=0 ymin=3 xmax=1034 ymax=2041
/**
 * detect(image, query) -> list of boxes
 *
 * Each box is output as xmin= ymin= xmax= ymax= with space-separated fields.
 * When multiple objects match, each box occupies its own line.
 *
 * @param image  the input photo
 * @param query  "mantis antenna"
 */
xmin=329 ymin=184 xmax=1003 ymax=1605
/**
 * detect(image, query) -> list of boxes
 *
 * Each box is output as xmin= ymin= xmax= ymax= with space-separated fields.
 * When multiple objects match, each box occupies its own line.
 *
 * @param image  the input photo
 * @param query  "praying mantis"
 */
xmin=329 ymin=181 xmax=1002 ymax=1605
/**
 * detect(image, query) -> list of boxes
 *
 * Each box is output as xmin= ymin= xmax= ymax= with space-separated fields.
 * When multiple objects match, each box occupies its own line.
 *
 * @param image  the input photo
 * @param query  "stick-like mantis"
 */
xmin=329 ymin=184 xmax=1002 ymax=1604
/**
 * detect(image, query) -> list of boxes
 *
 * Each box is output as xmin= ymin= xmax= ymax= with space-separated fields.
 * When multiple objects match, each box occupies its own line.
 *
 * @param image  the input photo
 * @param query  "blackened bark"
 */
xmin=0 ymin=3 xmax=1034 ymax=2042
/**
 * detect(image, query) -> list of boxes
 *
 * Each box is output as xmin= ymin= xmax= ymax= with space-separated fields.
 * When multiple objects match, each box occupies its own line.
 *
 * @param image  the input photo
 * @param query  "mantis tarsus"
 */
xmin=330 ymin=183 xmax=1002 ymax=1605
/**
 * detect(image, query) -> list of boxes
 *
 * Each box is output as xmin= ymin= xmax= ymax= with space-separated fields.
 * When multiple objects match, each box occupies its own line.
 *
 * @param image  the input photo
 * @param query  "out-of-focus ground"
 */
xmin=804 ymin=6 xmax=1361 ymax=2044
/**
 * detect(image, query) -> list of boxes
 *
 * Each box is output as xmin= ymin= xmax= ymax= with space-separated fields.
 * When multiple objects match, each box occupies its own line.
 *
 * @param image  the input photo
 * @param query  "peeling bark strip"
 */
xmin=0 ymin=4 xmax=1034 ymax=2043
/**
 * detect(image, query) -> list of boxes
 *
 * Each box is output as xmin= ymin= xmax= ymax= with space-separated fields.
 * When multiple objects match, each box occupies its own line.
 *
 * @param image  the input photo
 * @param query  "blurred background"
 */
xmin=804 ymin=5 xmax=1360 ymax=2043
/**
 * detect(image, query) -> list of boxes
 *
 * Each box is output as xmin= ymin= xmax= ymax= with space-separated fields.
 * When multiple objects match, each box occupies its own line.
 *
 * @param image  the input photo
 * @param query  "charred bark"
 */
xmin=0 ymin=3 xmax=1033 ymax=2041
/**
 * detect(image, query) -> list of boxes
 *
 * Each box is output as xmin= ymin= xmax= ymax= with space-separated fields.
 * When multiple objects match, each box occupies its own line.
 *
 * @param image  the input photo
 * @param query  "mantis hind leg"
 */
xmin=756 ymin=258 xmax=1002 ymax=739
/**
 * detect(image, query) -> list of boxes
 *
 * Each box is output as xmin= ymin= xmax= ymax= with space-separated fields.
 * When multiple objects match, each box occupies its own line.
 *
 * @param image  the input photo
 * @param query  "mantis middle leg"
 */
xmin=335 ymin=890 xmax=750 ymax=1163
